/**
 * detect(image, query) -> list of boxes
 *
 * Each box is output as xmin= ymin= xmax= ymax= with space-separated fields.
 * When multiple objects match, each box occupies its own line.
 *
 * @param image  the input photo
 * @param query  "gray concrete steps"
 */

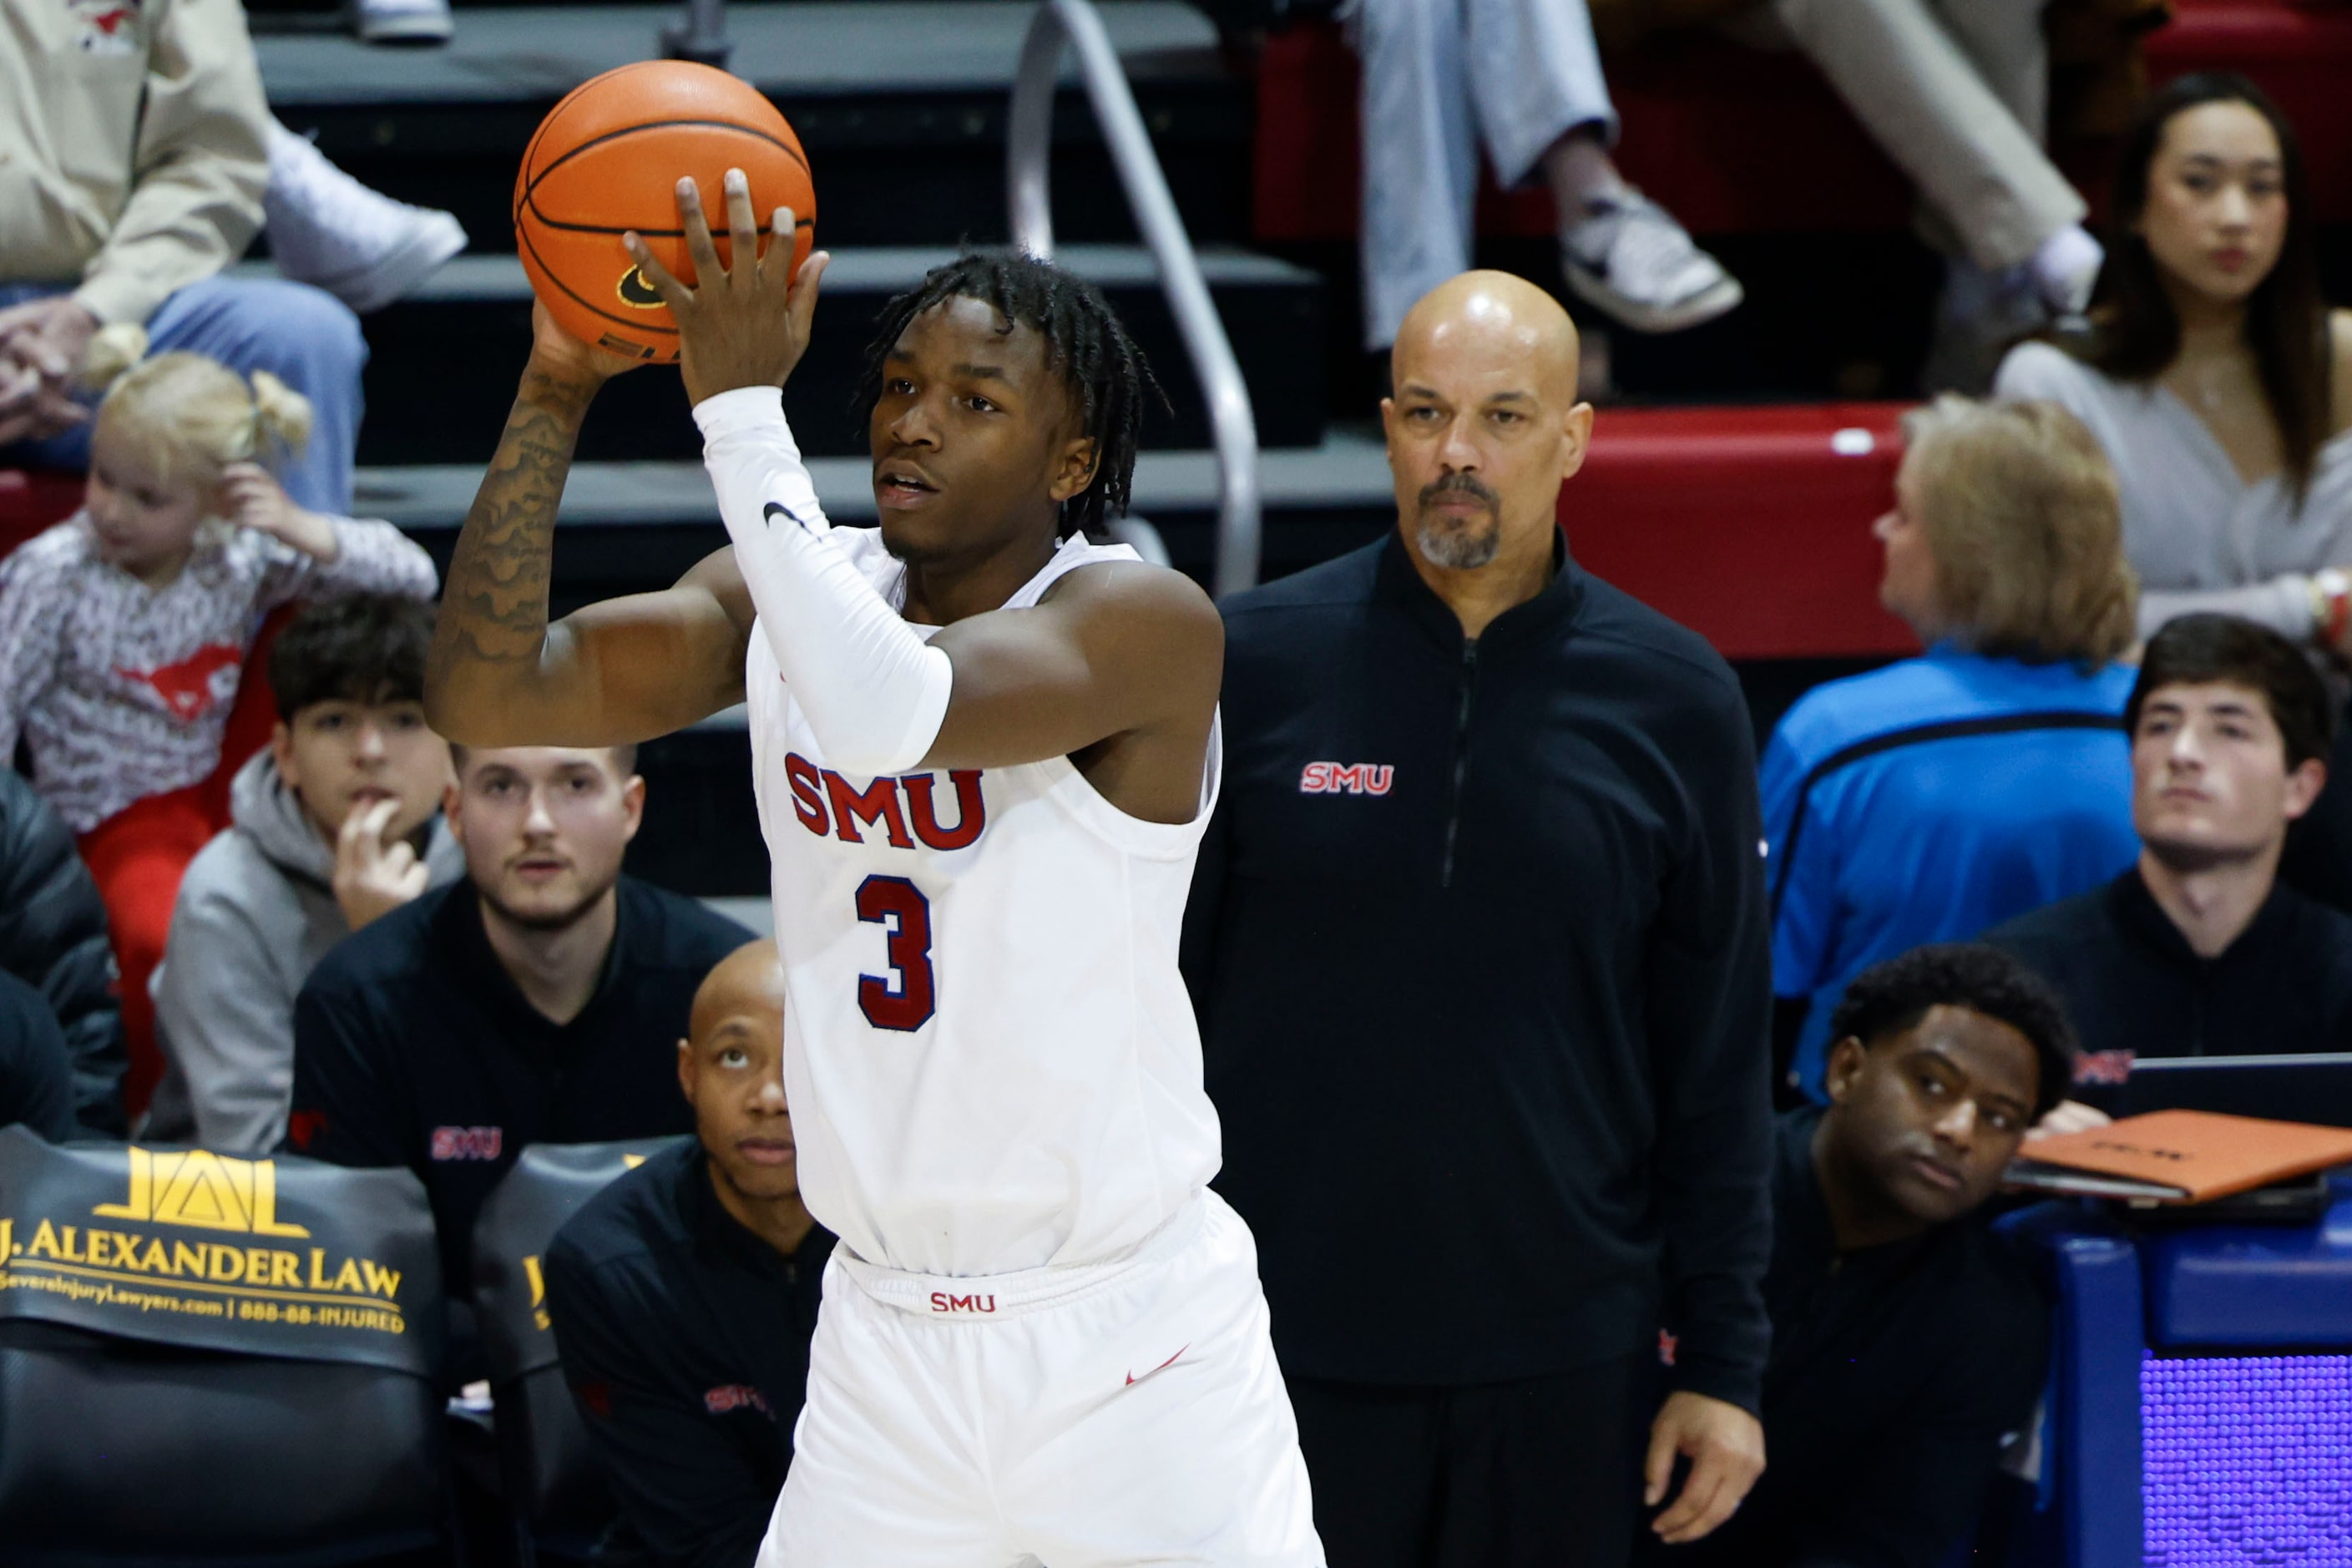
xmin=355 ymin=424 xmax=1393 ymax=607
xmin=253 ymin=243 xmax=1325 ymax=464
xmin=258 ymin=3 xmax=1250 ymax=251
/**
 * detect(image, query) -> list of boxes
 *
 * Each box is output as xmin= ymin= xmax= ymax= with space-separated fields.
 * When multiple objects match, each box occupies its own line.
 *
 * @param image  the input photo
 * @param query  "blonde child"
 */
xmin=0 ymin=328 xmax=438 ymax=1120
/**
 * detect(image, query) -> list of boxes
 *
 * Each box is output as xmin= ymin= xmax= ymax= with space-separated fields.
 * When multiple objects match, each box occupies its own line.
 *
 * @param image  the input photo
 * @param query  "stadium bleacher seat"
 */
xmin=1251 ymin=1 xmax=2352 ymax=245
xmin=0 ymin=468 xmax=83 ymax=560
xmin=1569 ymin=402 xmax=1916 ymax=660
xmin=0 ymin=1130 xmax=450 ymax=1565
xmin=473 ymin=1136 xmax=693 ymax=1565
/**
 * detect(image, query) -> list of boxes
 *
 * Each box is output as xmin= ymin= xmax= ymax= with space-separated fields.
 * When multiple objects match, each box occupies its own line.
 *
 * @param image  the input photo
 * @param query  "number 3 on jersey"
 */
xmin=855 ymin=875 xmax=936 ymax=1030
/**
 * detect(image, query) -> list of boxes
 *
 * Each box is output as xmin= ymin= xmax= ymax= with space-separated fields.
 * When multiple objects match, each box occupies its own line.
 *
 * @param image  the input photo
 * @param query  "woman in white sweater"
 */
xmin=1995 ymin=72 xmax=2352 ymax=649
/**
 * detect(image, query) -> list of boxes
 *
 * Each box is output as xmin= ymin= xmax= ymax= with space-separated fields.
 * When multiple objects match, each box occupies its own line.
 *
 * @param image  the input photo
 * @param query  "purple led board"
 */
xmin=2143 ymin=1353 xmax=2352 ymax=1565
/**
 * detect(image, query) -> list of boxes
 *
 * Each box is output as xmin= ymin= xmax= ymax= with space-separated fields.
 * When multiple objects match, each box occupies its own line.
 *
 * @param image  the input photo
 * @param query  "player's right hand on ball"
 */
xmin=528 ymin=298 xmax=648 ymax=387
xmin=625 ymin=169 xmax=828 ymax=407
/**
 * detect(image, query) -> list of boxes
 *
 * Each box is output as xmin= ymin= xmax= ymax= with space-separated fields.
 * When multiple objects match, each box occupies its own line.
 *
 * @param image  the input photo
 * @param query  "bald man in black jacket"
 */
xmin=1185 ymin=272 xmax=1773 ymax=1565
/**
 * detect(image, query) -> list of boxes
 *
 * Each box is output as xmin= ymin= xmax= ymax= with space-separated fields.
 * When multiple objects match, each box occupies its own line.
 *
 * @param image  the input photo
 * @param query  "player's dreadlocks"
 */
xmin=858 ymin=250 xmax=1162 ymax=539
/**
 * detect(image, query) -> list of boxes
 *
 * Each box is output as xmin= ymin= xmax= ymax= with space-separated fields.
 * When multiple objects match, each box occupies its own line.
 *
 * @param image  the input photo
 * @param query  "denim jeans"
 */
xmin=0 ymin=274 xmax=366 ymax=513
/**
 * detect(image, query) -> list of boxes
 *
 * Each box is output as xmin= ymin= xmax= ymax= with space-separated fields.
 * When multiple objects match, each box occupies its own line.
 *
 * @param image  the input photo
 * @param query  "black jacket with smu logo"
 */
xmin=286 ymin=877 xmax=751 ymax=1299
xmin=544 ymin=1137 xmax=833 ymax=1568
xmin=1185 ymin=532 xmax=1775 ymax=1408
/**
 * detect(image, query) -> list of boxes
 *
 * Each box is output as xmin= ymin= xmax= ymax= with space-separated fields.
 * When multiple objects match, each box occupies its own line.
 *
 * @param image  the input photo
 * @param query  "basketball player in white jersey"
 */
xmin=425 ymin=170 xmax=1323 ymax=1566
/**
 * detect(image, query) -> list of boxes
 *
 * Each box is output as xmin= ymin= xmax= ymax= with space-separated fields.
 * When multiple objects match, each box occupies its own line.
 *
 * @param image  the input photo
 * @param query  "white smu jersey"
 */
xmin=746 ymin=529 xmax=1224 ymax=1277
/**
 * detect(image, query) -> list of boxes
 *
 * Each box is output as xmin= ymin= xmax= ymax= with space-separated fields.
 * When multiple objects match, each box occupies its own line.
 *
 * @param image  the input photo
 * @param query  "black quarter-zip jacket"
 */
xmin=1185 ymin=533 xmax=1775 ymax=1409
xmin=544 ymin=1138 xmax=835 ymax=1568
xmin=287 ymin=878 xmax=754 ymax=1298
xmin=1988 ymin=867 xmax=2352 ymax=1107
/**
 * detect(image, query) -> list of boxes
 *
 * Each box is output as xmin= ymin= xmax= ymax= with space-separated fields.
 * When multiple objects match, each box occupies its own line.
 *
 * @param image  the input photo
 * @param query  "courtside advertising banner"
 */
xmin=0 ymin=1126 xmax=442 ymax=1376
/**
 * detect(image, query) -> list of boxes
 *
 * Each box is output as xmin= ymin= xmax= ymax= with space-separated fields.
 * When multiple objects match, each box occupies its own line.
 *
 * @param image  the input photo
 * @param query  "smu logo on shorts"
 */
xmin=1299 ymin=761 xmax=1393 ymax=796
xmin=430 ymin=1125 xmax=504 ymax=1161
xmin=784 ymin=753 xmax=988 ymax=850
xmin=930 ymin=1291 xmax=999 ymax=1315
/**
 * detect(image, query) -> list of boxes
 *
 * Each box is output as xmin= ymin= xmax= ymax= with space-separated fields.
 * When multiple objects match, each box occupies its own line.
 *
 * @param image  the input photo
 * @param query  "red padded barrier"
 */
xmin=0 ymin=469 xmax=83 ymax=560
xmin=1564 ymin=402 xmax=1918 ymax=660
xmin=1254 ymin=3 xmax=2352 ymax=244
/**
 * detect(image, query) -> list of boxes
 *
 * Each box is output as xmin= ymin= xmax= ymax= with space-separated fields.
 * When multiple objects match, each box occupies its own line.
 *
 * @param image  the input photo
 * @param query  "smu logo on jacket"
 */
xmin=430 ymin=1125 xmax=504 ymax=1162
xmin=783 ymin=755 xmax=988 ymax=850
xmin=705 ymin=1383 xmax=773 ymax=1418
xmin=69 ymin=0 xmax=142 ymax=54
xmin=1299 ymin=761 xmax=1393 ymax=797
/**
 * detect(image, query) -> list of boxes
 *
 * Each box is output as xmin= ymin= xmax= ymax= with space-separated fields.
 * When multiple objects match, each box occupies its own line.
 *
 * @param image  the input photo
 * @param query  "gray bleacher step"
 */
xmin=348 ymin=247 xmax=1316 ymax=301
xmin=261 ymin=243 xmax=1324 ymax=463
xmin=257 ymin=1 xmax=1222 ymax=107
xmin=256 ymin=2 xmax=1249 ymax=252
xmin=356 ymin=426 xmax=1391 ymax=526
xmin=357 ymin=425 xmax=1394 ymax=601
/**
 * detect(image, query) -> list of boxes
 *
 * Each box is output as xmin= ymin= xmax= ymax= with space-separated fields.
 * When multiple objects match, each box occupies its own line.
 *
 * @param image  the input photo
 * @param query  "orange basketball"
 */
xmin=514 ymin=61 xmax=817 ymax=364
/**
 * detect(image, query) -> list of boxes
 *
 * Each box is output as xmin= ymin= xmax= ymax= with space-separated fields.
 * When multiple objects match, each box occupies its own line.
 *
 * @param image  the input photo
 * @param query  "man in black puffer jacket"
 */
xmin=0 ymin=770 xmax=124 ymax=1136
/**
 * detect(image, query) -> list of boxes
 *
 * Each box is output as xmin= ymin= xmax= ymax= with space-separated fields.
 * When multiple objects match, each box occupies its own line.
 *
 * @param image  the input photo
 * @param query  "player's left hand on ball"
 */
xmin=627 ymin=169 xmax=829 ymax=407
xmin=1644 ymin=1390 xmax=1766 ymax=1545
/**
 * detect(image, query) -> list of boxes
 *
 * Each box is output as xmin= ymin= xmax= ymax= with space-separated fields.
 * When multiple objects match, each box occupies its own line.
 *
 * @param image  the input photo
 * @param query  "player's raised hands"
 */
xmin=625 ymin=169 xmax=830 ymax=407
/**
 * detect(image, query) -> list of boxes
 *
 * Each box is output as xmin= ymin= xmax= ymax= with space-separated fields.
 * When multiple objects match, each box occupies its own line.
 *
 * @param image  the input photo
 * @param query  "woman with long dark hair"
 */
xmin=1995 ymin=72 xmax=2352 ymax=650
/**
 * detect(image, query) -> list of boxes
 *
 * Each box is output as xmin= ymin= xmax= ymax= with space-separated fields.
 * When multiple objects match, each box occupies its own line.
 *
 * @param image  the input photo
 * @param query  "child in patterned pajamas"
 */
xmin=0 ymin=331 xmax=437 ymax=1120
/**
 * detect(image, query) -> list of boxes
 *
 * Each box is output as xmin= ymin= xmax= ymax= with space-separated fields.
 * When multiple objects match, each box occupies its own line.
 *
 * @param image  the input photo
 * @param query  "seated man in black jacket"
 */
xmin=544 ymin=938 xmax=834 ymax=1568
xmin=1656 ymin=943 xmax=2067 ymax=1568
xmin=1990 ymin=614 xmax=2352 ymax=1117
xmin=286 ymin=744 xmax=751 ymax=1302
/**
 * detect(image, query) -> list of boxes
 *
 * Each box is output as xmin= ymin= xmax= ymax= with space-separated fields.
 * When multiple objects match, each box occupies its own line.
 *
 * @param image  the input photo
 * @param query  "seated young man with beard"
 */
xmin=286 ymin=744 xmax=751 ymax=1313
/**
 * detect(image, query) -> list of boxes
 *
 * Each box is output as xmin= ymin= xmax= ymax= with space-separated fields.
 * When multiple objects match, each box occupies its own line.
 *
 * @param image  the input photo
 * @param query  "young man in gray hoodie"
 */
xmin=145 ymin=594 xmax=462 ymax=1151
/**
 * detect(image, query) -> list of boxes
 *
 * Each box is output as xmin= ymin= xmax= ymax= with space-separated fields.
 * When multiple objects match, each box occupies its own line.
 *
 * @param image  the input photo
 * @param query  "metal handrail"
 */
xmin=662 ymin=0 xmax=732 ymax=68
xmin=1007 ymin=0 xmax=1262 ymax=594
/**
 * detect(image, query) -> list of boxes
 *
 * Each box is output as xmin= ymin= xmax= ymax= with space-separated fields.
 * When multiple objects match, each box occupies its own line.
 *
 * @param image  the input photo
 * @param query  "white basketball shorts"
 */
xmin=755 ymin=1190 xmax=1326 ymax=1568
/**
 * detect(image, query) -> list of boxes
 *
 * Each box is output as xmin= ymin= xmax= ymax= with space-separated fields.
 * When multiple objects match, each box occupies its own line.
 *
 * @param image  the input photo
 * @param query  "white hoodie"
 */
xmin=144 ymin=749 xmax=463 ymax=1151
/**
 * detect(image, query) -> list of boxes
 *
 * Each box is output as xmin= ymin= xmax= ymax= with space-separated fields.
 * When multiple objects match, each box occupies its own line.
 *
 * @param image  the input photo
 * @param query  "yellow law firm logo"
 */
xmin=513 ymin=1150 xmax=645 ymax=1333
xmin=94 ymin=1147 xmax=309 ymax=1237
xmin=0 ymin=1146 xmax=406 ymax=1328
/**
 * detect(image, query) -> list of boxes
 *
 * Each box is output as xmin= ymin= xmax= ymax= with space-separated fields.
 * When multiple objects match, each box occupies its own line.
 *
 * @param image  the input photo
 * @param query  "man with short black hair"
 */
xmin=1990 ymin=613 xmax=2352 ymax=1110
xmin=1656 ymin=943 xmax=2065 ymax=1568
xmin=544 ymin=939 xmax=837 ymax=1568
xmin=287 ymin=744 xmax=751 ymax=1302
xmin=149 ymin=594 xmax=463 ymax=1151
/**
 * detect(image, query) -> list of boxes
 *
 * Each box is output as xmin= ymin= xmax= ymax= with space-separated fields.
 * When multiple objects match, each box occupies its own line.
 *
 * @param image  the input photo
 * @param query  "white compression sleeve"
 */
xmin=695 ymin=386 xmax=953 ymax=775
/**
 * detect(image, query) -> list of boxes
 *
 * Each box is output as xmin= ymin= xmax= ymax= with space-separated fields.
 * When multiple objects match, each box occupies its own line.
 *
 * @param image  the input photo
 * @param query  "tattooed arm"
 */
xmin=424 ymin=303 xmax=755 ymax=747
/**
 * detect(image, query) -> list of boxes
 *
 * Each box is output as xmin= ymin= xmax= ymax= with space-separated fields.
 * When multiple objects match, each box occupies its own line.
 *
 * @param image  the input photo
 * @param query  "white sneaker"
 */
xmin=346 ymin=0 xmax=452 ymax=45
xmin=266 ymin=124 xmax=467 ymax=315
xmin=1560 ymin=192 xmax=1743 ymax=335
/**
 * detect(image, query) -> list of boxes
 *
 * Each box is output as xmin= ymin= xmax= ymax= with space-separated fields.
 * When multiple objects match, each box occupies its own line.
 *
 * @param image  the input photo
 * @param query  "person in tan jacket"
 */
xmin=0 ymin=0 xmax=462 ymax=511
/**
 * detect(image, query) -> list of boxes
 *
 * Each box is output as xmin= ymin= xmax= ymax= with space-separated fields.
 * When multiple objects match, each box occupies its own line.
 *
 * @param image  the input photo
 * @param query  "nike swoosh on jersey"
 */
xmin=1125 ymin=1344 xmax=1188 ymax=1388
